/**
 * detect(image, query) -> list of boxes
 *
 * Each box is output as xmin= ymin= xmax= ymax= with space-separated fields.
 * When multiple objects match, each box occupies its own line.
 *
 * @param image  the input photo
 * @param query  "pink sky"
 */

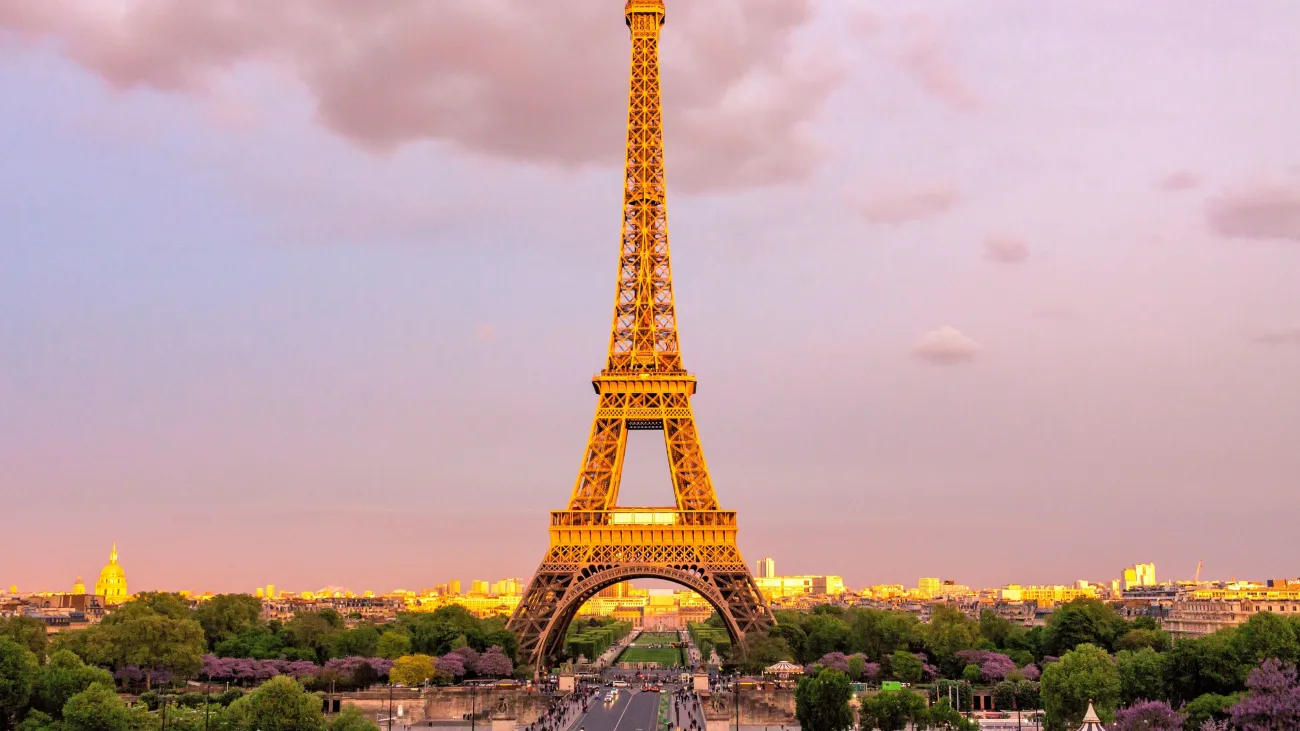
xmin=1 ymin=0 xmax=1298 ymax=595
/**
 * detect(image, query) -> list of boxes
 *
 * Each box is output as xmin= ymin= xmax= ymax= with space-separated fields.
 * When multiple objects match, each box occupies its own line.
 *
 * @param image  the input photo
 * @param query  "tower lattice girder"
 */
xmin=508 ymin=0 xmax=772 ymax=669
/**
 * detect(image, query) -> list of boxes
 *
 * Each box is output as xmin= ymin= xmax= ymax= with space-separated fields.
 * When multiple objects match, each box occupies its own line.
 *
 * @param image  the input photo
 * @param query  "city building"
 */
xmin=93 ymin=543 xmax=129 ymax=605
xmin=470 ymin=580 xmax=490 ymax=595
xmin=1122 ymin=563 xmax=1157 ymax=590
xmin=756 ymin=557 xmax=775 ymax=579
xmin=998 ymin=584 xmax=1099 ymax=605
xmin=447 ymin=579 xmax=462 ymax=596
xmin=71 ymin=577 xmax=85 ymax=595
xmin=918 ymin=577 xmax=941 ymax=598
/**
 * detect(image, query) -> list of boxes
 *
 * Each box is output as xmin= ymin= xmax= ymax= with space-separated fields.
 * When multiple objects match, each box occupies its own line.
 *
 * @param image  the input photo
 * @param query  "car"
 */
xmin=612 ymin=680 xmax=629 ymax=687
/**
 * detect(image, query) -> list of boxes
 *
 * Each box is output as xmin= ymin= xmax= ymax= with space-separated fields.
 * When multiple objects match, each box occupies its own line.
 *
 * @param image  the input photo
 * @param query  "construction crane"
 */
xmin=1193 ymin=559 xmax=1203 ymax=583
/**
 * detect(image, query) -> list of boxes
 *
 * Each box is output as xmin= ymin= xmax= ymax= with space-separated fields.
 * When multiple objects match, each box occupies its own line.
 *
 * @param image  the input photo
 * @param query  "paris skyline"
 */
xmin=4 ymin=0 xmax=1299 ymax=594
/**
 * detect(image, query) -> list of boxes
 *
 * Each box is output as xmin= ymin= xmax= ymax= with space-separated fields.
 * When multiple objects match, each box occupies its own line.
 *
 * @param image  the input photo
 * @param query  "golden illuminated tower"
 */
xmin=507 ymin=0 xmax=772 ymax=667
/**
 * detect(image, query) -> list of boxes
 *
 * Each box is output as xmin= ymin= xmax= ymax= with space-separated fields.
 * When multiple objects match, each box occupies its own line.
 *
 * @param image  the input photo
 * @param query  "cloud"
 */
xmin=0 ymin=0 xmax=839 ymax=194
xmin=1252 ymin=326 xmax=1300 ymax=346
xmin=911 ymin=326 xmax=980 ymax=365
xmin=895 ymin=18 xmax=979 ymax=111
xmin=983 ymin=234 xmax=1029 ymax=264
xmin=1205 ymin=183 xmax=1300 ymax=240
xmin=857 ymin=184 xmax=960 ymax=225
xmin=1155 ymin=170 xmax=1200 ymax=191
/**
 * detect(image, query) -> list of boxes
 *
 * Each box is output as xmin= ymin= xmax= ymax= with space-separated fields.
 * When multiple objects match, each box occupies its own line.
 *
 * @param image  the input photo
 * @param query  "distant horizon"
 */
xmin=7 ymin=546 xmax=1286 ymax=598
xmin=3 ymin=1 xmax=1298 ymax=591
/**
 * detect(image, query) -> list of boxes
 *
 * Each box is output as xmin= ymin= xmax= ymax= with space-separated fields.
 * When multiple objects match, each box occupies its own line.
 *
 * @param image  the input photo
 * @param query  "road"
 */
xmin=571 ymin=690 xmax=663 ymax=731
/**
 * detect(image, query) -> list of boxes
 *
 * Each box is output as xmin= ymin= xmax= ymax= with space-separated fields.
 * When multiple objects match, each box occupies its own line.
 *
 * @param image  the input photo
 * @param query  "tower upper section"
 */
xmin=605 ymin=0 xmax=682 ymax=376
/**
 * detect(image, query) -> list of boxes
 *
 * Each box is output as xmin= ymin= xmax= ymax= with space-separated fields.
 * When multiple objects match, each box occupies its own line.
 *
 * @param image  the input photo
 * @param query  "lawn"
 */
xmin=632 ymin=632 xmax=680 ymax=646
xmin=617 ymin=646 xmax=684 ymax=665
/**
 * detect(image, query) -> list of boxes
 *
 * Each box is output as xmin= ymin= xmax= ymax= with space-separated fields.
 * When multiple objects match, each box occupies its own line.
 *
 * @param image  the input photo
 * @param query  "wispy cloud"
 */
xmin=911 ymin=326 xmax=980 ymax=365
xmin=1206 ymin=182 xmax=1300 ymax=240
xmin=983 ymin=234 xmax=1029 ymax=264
xmin=857 ymin=184 xmax=960 ymax=225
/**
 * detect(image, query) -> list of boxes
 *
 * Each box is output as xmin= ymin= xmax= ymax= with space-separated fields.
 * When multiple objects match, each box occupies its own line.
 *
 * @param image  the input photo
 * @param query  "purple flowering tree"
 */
xmin=863 ymin=663 xmax=881 ymax=681
xmin=450 ymin=646 xmax=480 ymax=673
xmin=817 ymin=652 xmax=850 ymax=674
xmin=1021 ymin=664 xmax=1040 ymax=681
xmin=475 ymin=647 xmax=514 ymax=678
xmin=437 ymin=654 xmax=467 ymax=678
xmin=1229 ymin=659 xmax=1300 ymax=731
xmin=1113 ymin=700 xmax=1185 ymax=731
xmin=980 ymin=654 xmax=1018 ymax=683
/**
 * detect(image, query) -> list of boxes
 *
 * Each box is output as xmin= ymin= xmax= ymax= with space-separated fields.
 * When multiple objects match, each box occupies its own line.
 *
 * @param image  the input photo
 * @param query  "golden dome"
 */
xmin=94 ymin=542 xmax=129 ymax=605
xmin=72 ymin=576 xmax=86 ymax=595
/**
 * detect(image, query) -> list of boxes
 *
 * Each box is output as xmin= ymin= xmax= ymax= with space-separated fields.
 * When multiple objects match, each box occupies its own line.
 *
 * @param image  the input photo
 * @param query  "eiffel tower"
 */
xmin=507 ymin=0 xmax=773 ymax=668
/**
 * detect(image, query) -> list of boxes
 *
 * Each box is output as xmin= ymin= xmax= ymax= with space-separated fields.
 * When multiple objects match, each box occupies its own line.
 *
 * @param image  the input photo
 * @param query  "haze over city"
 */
xmin=4 ymin=0 xmax=1300 ymax=595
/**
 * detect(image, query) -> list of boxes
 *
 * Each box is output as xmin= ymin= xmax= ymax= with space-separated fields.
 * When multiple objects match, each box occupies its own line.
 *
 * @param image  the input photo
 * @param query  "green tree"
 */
xmin=737 ymin=634 xmax=794 ymax=675
xmin=15 ymin=709 xmax=57 ymax=731
xmin=859 ymin=689 xmax=927 ymax=731
xmin=0 ymin=618 xmax=49 ymax=661
xmin=111 ymin=592 xmax=192 ymax=621
xmin=0 ymin=638 xmax=40 ymax=729
xmin=1114 ymin=628 xmax=1171 ymax=653
xmin=61 ymin=682 xmax=134 ymax=731
xmin=1182 ymin=692 xmax=1241 ymax=730
xmin=793 ymin=668 xmax=853 ymax=731
xmin=924 ymin=606 xmax=983 ymax=676
xmin=1231 ymin=611 xmax=1299 ymax=666
xmin=215 ymin=625 xmax=287 ymax=660
xmin=328 ymin=706 xmax=379 ymax=731
xmin=376 ymin=632 xmax=411 ymax=661
xmin=108 ymin=613 xmax=206 ymax=689
xmin=848 ymin=609 xmax=920 ymax=663
xmin=389 ymin=655 xmax=437 ymax=686
xmin=803 ymin=615 xmax=851 ymax=660
xmin=284 ymin=613 xmax=340 ymax=663
xmin=925 ymin=699 xmax=978 ymax=730
xmin=193 ymin=594 xmax=263 ymax=649
xmin=1041 ymin=599 xmax=1127 ymax=656
xmin=1164 ymin=632 xmax=1243 ymax=703
xmin=961 ymin=664 xmax=982 ymax=684
xmin=1040 ymin=644 xmax=1120 ymax=731
xmin=889 ymin=650 xmax=923 ymax=684
xmin=993 ymin=680 xmax=1039 ymax=713
xmin=33 ymin=650 xmax=114 ymax=718
xmin=1115 ymin=647 xmax=1166 ymax=706
xmin=979 ymin=610 xmax=1019 ymax=648
xmin=330 ymin=627 xmax=380 ymax=659
xmin=225 ymin=675 xmax=325 ymax=731
xmin=47 ymin=628 xmax=114 ymax=669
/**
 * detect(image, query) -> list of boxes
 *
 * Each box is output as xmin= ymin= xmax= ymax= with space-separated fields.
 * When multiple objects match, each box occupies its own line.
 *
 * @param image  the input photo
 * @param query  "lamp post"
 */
xmin=388 ymin=683 xmax=394 ymax=731
xmin=160 ymin=694 xmax=168 ymax=731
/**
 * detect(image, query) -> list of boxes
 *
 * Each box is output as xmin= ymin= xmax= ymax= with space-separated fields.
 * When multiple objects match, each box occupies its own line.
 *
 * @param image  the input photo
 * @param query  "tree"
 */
xmin=474 ymin=647 xmax=513 ymax=678
xmin=1115 ymin=628 xmax=1172 ymax=653
xmin=61 ymin=682 xmax=134 ymax=731
xmin=390 ymin=655 xmax=437 ymax=686
xmin=848 ymin=609 xmax=920 ymax=664
xmin=962 ymin=664 xmax=982 ymax=684
xmin=1183 ymin=692 xmax=1241 ymax=730
xmin=226 ymin=675 xmax=326 ymax=731
xmin=803 ymin=616 xmax=851 ymax=661
xmin=328 ymin=706 xmax=380 ymax=731
xmin=1228 ymin=658 xmax=1300 ymax=731
xmin=1165 ymin=632 xmax=1243 ymax=704
xmin=925 ymin=699 xmax=978 ymax=730
xmin=193 ymin=594 xmax=263 ymax=648
xmin=979 ymin=610 xmax=1019 ymax=648
xmin=0 ymin=638 xmax=39 ymax=729
xmin=817 ymin=652 xmax=850 ymax=674
xmin=889 ymin=650 xmax=923 ymax=684
xmin=0 ymin=618 xmax=49 ymax=660
xmin=436 ymin=654 xmax=465 ymax=678
xmin=993 ymin=680 xmax=1039 ymax=713
xmin=924 ymin=607 xmax=983 ymax=676
xmin=1111 ymin=700 xmax=1184 ymax=731
xmin=112 ymin=592 xmax=192 ymax=621
xmin=859 ymin=689 xmax=927 ymax=731
xmin=1039 ymin=643 xmax=1120 ymax=731
xmin=32 ymin=650 xmax=114 ymax=718
xmin=284 ymin=613 xmax=340 ymax=662
xmin=1233 ymin=613 xmax=1300 ymax=667
xmin=1115 ymin=647 xmax=1166 ymax=706
xmin=330 ymin=627 xmax=380 ymax=659
xmin=107 ymin=612 xmax=206 ymax=688
xmin=793 ymin=668 xmax=853 ymax=731
xmin=737 ymin=633 xmax=794 ymax=675
xmin=376 ymin=632 xmax=411 ymax=661
xmin=1041 ymin=599 xmax=1127 ymax=657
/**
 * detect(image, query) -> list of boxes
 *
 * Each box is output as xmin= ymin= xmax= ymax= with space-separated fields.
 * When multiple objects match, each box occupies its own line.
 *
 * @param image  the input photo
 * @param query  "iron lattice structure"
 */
xmin=507 ymin=0 xmax=773 ymax=668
